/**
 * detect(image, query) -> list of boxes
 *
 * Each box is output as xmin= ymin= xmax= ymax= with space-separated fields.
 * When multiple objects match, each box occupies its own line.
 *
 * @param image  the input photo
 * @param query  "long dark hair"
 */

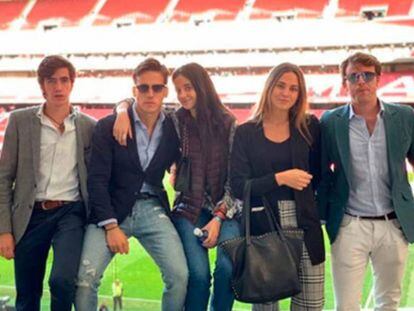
xmin=172 ymin=63 xmax=235 ymax=143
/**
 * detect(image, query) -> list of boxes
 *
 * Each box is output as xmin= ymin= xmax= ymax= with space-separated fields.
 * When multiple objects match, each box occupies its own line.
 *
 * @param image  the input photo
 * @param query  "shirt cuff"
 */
xmin=98 ymin=218 xmax=118 ymax=227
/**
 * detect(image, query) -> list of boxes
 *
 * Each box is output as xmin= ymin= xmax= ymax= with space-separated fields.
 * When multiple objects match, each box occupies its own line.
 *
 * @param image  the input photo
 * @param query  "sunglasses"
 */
xmin=346 ymin=72 xmax=377 ymax=84
xmin=135 ymin=84 xmax=166 ymax=93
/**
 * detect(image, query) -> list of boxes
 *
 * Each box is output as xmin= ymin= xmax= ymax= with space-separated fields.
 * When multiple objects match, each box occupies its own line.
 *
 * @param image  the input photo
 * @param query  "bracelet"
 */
xmin=213 ymin=216 xmax=223 ymax=224
xmin=214 ymin=210 xmax=226 ymax=220
xmin=105 ymin=225 xmax=119 ymax=232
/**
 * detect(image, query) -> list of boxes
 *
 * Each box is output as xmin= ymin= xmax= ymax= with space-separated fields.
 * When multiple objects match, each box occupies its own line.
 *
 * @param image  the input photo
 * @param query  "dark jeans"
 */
xmin=113 ymin=296 xmax=122 ymax=310
xmin=14 ymin=202 xmax=85 ymax=311
xmin=173 ymin=209 xmax=241 ymax=311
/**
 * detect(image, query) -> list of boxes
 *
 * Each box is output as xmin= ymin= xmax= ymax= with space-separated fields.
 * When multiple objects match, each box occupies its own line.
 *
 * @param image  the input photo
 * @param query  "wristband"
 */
xmin=105 ymin=225 xmax=119 ymax=232
xmin=214 ymin=210 xmax=226 ymax=220
xmin=213 ymin=216 xmax=223 ymax=224
xmin=117 ymin=107 xmax=127 ymax=113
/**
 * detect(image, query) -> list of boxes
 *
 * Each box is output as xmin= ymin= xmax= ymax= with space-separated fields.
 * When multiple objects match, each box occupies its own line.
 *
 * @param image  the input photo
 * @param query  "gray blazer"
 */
xmin=0 ymin=106 xmax=96 ymax=244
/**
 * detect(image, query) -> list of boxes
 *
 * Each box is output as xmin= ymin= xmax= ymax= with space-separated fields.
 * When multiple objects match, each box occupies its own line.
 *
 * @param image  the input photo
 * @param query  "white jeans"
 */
xmin=331 ymin=214 xmax=409 ymax=311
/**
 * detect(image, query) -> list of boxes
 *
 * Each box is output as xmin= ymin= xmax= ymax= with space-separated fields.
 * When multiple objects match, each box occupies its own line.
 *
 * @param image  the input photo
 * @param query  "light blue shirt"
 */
xmin=98 ymin=104 xmax=165 ymax=227
xmin=132 ymin=103 xmax=165 ymax=194
xmin=346 ymin=102 xmax=394 ymax=216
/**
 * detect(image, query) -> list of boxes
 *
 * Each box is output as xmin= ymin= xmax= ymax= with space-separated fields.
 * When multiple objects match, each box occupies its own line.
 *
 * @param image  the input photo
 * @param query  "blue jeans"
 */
xmin=14 ymin=202 xmax=85 ymax=311
xmin=75 ymin=198 xmax=188 ymax=311
xmin=173 ymin=209 xmax=241 ymax=311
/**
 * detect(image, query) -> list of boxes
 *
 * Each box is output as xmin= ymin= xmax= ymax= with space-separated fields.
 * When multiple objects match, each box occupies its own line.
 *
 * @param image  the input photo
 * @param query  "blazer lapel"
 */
xmin=382 ymin=103 xmax=398 ymax=184
xmin=74 ymin=115 xmax=88 ymax=186
xmin=126 ymin=107 xmax=143 ymax=172
xmin=289 ymin=123 xmax=302 ymax=168
xmin=335 ymin=105 xmax=351 ymax=184
xmin=30 ymin=110 xmax=41 ymax=183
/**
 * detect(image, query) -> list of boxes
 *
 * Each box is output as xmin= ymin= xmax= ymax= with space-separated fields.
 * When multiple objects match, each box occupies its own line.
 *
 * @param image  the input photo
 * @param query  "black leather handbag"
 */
xmin=219 ymin=181 xmax=303 ymax=303
xmin=174 ymin=124 xmax=191 ymax=193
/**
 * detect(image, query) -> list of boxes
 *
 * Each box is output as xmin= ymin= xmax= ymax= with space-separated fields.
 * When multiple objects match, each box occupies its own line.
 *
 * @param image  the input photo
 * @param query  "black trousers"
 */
xmin=113 ymin=296 xmax=122 ymax=310
xmin=14 ymin=202 xmax=85 ymax=311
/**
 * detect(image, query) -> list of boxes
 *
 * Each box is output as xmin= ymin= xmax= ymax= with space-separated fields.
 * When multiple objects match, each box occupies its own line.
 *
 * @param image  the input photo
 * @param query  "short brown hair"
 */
xmin=37 ymin=55 xmax=76 ymax=85
xmin=132 ymin=58 xmax=169 ymax=84
xmin=340 ymin=52 xmax=382 ymax=84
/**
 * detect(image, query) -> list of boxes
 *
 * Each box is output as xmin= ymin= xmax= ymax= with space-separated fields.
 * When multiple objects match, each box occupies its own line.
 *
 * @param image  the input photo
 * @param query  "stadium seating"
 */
xmin=171 ymin=0 xmax=246 ymax=22
xmin=1 ymin=0 xmax=413 ymax=30
xmin=96 ymin=0 xmax=169 ymax=25
xmin=0 ymin=0 xmax=26 ymax=29
xmin=251 ymin=0 xmax=328 ymax=19
xmin=26 ymin=0 xmax=97 ymax=28
xmin=1 ymin=72 xmax=413 ymax=106
xmin=337 ymin=0 xmax=413 ymax=17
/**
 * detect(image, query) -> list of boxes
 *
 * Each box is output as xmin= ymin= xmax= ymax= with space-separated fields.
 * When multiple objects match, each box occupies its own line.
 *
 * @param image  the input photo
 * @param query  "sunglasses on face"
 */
xmin=346 ymin=71 xmax=377 ymax=84
xmin=135 ymin=84 xmax=166 ymax=93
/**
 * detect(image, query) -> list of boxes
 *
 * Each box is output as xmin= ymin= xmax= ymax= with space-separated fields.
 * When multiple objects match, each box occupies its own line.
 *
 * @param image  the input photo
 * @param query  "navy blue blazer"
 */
xmin=88 ymin=107 xmax=180 ymax=225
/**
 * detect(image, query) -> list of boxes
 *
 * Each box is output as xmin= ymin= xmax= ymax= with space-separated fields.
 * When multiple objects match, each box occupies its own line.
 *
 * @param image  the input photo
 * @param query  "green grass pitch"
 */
xmin=0 ymin=175 xmax=413 ymax=310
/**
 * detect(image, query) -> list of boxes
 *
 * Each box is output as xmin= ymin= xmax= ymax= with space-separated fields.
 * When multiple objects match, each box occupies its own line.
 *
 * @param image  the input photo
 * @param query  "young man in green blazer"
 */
xmin=318 ymin=52 xmax=414 ymax=310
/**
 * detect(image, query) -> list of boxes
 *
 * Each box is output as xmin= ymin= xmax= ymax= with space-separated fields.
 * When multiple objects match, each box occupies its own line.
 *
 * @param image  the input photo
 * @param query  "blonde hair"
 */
xmin=251 ymin=62 xmax=312 ymax=144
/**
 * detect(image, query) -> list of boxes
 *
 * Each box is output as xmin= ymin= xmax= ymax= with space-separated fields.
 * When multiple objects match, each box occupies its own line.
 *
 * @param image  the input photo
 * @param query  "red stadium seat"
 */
xmin=0 ymin=0 xmax=26 ymax=29
xmin=337 ymin=0 xmax=413 ymax=17
xmin=26 ymin=0 xmax=97 ymax=28
xmin=251 ymin=0 xmax=328 ymax=19
xmin=171 ymin=0 xmax=246 ymax=22
xmin=96 ymin=0 xmax=170 ymax=25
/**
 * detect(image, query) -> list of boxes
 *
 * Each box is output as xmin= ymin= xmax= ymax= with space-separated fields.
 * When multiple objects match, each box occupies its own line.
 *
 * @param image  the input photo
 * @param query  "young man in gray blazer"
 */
xmin=0 ymin=55 xmax=96 ymax=311
xmin=318 ymin=52 xmax=414 ymax=310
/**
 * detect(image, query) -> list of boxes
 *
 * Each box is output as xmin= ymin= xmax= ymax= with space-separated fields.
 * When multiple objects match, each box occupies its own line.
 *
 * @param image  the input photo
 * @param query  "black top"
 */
xmin=230 ymin=115 xmax=325 ymax=265
xmin=251 ymin=136 xmax=294 ymax=207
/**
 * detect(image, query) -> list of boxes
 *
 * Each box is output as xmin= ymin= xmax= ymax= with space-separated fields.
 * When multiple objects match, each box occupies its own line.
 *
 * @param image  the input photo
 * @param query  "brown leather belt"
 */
xmin=345 ymin=211 xmax=397 ymax=220
xmin=34 ymin=200 xmax=72 ymax=211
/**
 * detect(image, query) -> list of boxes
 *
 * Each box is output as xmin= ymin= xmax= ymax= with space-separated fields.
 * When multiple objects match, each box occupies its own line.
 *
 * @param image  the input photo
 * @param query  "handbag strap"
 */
xmin=262 ymin=196 xmax=288 ymax=242
xmin=243 ymin=181 xmax=287 ymax=245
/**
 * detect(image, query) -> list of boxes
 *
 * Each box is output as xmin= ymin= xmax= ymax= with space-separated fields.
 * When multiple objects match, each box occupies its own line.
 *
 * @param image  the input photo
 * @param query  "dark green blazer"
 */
xmin=317 ymin=101 xmax=414 ymax=244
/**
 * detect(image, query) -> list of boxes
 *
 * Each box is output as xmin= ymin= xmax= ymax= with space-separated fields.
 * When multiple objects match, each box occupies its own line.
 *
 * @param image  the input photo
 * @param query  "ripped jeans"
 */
xmin=74 ymin=198 xmax=188 ymax=311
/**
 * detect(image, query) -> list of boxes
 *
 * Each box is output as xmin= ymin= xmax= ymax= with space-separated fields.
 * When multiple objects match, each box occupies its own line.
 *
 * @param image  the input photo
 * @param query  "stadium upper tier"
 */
xmin=251 ymin=0 xmax=328 ymax=19
xmin=25 ymin=0 xmax=97 ymax=28
xmin=0 ymin=45 xmax=412 ymax=71
xmin=337 ymin=0 xmax=413 ymax=17
xmin=0 ymin=72 xmax=413 ymax=105
xmin=0 ymin=0 xmax=413 ymax=29
xmin=96 ymin=0 xmax=170 ymax=25
xmin=171 ymin=0 xmax=246 ymax=22
xmin=0 ymin=0 xmax=26 ymax=30
xmin=0 ymin=19 xmax=413 ymax=56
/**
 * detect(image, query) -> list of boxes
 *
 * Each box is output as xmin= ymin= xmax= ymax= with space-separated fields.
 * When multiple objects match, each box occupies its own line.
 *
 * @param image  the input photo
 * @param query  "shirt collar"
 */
xmin=36 ymin=103 xmax=78 ymax=119
xmin=132 ymin=102 xmax=165 ymax=127
xmin=348 ymin=99 xmax=384 ymax=120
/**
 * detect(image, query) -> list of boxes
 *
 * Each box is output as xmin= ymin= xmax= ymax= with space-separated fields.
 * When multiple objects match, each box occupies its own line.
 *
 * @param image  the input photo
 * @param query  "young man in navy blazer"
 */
xmin=75 ymin=58 xmax=188 ymax=311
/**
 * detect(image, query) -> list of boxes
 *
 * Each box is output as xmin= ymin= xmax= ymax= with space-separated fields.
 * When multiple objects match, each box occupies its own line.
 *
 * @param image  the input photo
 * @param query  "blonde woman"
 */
xmin=230 ymin=63 xmax=325 ymax=310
